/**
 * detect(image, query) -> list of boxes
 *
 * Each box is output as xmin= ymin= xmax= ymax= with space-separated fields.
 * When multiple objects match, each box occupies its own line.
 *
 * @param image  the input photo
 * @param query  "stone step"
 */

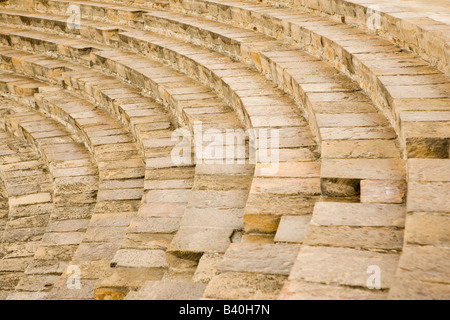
xmin=99 ymin=0 xmax=450 ymax=159
xmin=125 ymin=279 xmax=206 ymax=300
xmin=201 ymin=241 xmax=300 ymax=299
xmin=203 ymin=272 xmax=287 ymax=300
xmin=218 ymin=243 xmax=300 ymax=276
xmin=279 ymin=199 xmax=408 ymax=299
xmin=305 ymin=202 xmax=406 ymax=251
xmin=280 ymin=280 xmax=388 ymax=300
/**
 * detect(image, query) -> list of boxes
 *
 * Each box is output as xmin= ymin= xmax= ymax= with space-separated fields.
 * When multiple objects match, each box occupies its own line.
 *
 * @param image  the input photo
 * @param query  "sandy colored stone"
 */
xmin=125 ymin=280 xmax=206 ymax=300
xmin=290 ymin=246 xmax=399 ymax=289
xmin=72 ymin=243 xmax=119 ymax=262
xmin=361 ymin=180 xmax=406 ymax=204
xmin=408 ymin=159 xmax=450 ymax=182
xmin=204 ymin=272 xmax=287 ymax=300
xmin=168 ymin=226 xmax=234 ymax=254
xmin=280 ymin=280 xmax=388 ymax=300
xmin=181 ymin=207 xmax=243 ymax=229
xmin=274 ymin=215 xmax=311 ymax=243
xmin=311 ymin=202 xmax=405 ymax=227
xmin=15 ymin=274 xmax=60 ymax=292
xmin=95 ymin=267 xmax=166 ymax=293
xmin=405 ymin=213 xmax=450 ymax=246
xmin=389 ymin=278 xmax=450 ymax=300
xmin=8 ymin=192 xmax=52 ymax=207
xmin=192 ymin=253 xmax=223 ymax=284
xmin=321 ymin=159 xmax=405 ymax=180
xmin=128 ymin=217 xmax=180 ymax=234
xmin=305 ymin=225 xmax=404 ymax=250
xmin=322 ymin=140 xmax=400 ymax=159
xmin=111 ymin=249 xmax=168 ymax=268
xmin=396 ymin=246 xmax=450 ymax=284
xmin=219 ymin=243 xmax=300 ymax=275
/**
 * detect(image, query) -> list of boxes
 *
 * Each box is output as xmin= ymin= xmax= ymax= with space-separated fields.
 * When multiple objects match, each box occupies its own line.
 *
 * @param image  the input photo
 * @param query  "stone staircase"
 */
xmin=0 ymin=0 xmax=447 ymax=300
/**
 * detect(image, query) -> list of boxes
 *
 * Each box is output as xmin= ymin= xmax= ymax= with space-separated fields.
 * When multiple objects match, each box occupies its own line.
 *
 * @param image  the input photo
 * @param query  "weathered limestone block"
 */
xmin=389 ymin=278 xmax=450 ymax=300
xmin=360 ymin=180 xmax=406 ymax=204
xmin=311 ymin=202 xmax=405 ymax=227
xmin=111 ymin=249 xmax=168 ymax=268
xmin=404 ymin=213 xmax=450 ymax=246
xmin=280 ymin=280 xmax=388 ymax=300
xmin=192 ymin=252 xmax=223 ymax=284
xmin=322 ymin=140 xmax=400 ymax=159
xmin=168 ymin=226 xmax=234 ymax=255
xmin=305 ymin=225 xmax=404 ymax=250
xmin=204 ymin=272 xmax=287 ymax=300
xmin=407 ymin=181 xmax=450 ymax=212
xmin=289 ymin=246 xmax=399 ymax=289
xmin=274 ymin=215 xmax=311 ymax=243
xmin=396 ymin=246 xmax=450 ymax=284
xmin=219 ymin=243 xmax=300 ymax=275
xmin=125 ymin=280 xmax=206 ymax=300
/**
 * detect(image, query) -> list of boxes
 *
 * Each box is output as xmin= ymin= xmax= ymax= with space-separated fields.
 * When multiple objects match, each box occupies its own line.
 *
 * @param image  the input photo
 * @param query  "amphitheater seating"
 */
xmin=0 ymin=0 xmax=447 ymax=300
xmin=0 ymin=90 xmax=100 ymax=299
xmin=0 ymin=124 xmax=54 ymax=300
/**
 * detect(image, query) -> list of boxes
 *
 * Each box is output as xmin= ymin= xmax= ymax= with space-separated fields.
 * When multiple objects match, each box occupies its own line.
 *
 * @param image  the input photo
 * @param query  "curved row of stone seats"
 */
xmin=2 ymin=52 xmax=198 ymax=299
xmin=13 ymin=1 xmax=407 ymax=201
xmin=131 ymin=0 xmax=450 ymax=300
xmin=78 ymin=16 xmax=319 ymax=298
xmin=0 ymin=32 xmax=256 ymax=298
xmin=0 ymin=92 xmax=98 ymax=299
xmin=1 ymin=93 xmax=59 ymax=299
xmin=0 ymin=4 xmax=319 ymax=217
xmin=69 ymin=0 xmax=447 ymax=299
xmin=65 ymin=4 xmax=409 ymax=299
xmin=0 ymin=128 xmax=53 ymax=300
xmin=59 ymin=56 xmax=198 ymax=299
xmin=104 ymin=0 xmax=450 ymax=161
xmin=0 ymin=2 xmax=415 ymax=299
xmin=246 ymin=0 xmax=450 ymax=75
xmin=0 ymin=33 xmax=249 ymax=298
xmin=7 ymin=0 xmax=445 ymax=160
xmin=0 ymin=5 xmax=326 ymax=298
xmin=0 ymin=94 xmax=57 ymax=299
xmin=3 ymin=0 xmax=444 ymax=300
xmin=0 ymin=11 xmax=312 ymax=239
xmin=0 ymin=66 xmax=148 ymax=299
xmin=0 ymin=126 xmax=53 ymax=300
